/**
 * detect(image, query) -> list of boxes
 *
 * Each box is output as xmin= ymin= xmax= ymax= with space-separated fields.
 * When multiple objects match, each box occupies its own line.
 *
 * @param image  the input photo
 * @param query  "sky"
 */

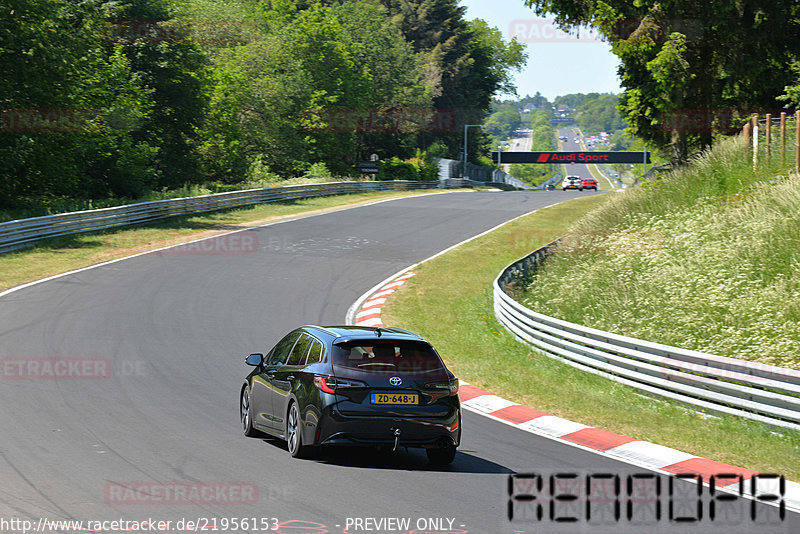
xmin=460 ymin=0 xmax=623 ymax=101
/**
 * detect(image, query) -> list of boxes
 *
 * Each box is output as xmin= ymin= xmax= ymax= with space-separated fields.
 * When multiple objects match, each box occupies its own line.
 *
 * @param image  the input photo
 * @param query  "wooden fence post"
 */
xmin=796 ymin=110 xmax=799 ymax=174
xmin=780 ymin=112 xmax=786 ymax=167
xmin=752 ymin=114 xmax=759 ymax=170
xmin=765 ymin=113 xmax=771 ymax=162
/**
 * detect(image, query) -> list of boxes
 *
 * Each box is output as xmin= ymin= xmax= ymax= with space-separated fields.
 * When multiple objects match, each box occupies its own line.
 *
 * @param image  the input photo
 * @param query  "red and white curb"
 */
xmin=353 ymin=272 xmax=416 ymax=328
xmin=349 ymin=273 xmax=800 ymax=512
xmin=457 ymin=382 xmax=800 ymax=510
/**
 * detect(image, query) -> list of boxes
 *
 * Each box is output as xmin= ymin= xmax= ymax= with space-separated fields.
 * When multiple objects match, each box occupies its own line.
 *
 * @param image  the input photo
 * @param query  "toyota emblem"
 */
xmin=389 ymin=376 xmax=402 ymax=386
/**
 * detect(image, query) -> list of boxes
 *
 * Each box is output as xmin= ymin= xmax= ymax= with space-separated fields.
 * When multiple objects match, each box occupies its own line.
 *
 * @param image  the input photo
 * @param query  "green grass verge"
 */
xmin=586 ymin=163 xmax=616 ymax=190
xmin=523 ymin=136 xmax=800 ymax=370
xmin=0 ymin=189 xmax=460 ymax=293
xmin=381 ymin=193 xmax=800 ymax=481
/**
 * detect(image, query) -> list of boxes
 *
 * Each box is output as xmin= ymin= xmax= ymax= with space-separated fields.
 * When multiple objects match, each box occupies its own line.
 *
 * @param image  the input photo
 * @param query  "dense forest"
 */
xmin=0 ymin=0 xmax=526 ymax=210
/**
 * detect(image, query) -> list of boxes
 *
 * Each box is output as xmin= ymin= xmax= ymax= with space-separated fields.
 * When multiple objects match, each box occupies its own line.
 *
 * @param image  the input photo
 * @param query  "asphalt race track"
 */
xmin=558 ymin=127 xmax=603 ymax=186
xmin=1 ymin=190 xmax=797 ymax=534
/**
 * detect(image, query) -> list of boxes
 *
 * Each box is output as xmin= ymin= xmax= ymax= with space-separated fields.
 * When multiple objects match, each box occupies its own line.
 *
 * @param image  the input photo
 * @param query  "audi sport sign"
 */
xmin=491 ymin=151 xmax=651 ymax=164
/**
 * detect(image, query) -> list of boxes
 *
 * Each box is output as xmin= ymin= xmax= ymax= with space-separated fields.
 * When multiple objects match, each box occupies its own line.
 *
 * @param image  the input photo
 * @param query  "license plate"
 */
xmin=371 ymin=393 xmax=418 ymax=405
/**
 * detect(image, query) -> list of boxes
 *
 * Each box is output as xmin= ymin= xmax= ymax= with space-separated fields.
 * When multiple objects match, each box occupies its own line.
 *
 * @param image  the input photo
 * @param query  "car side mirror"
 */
xmin=246 ymin=353 xmax=264 ymax=367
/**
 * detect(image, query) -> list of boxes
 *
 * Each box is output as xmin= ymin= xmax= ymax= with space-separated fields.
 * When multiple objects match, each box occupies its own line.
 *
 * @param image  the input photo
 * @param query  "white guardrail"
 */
xmin=0 ymin=179 xmax=495 ymax=254
xmin=494 ymin=241 xmax=800 ymax=431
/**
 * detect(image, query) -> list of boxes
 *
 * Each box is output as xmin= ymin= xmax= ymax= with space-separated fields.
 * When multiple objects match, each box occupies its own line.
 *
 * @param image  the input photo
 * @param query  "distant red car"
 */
xmin=581 ymin=178 xmax=598 ymax=190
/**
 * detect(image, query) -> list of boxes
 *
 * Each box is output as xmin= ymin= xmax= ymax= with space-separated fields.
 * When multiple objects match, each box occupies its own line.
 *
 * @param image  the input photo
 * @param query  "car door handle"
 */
xmin=285 ymin=375 xmax=295 ymax=381
xmin=266 ymin=369 xmax=277 ymax=377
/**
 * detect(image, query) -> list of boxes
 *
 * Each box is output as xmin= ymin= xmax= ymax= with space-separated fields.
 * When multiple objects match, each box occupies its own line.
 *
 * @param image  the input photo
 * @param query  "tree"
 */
xmin=554 ymin=93 xmax=596 ymax=110
xmin=0 ymin=0 xmax=158 ymax=205
xmin=778 ymin=60 xmax=800 ymax=108
xmin=380 ymin=0 xmax=527 ymax=159
xmin=524 ymin=0 xmax=800 ymax=163
xmin=323 ymin=1 xmax=435 ymax=163
xmin=484 ymin=102 xmax=522 ymax=139
xmin=108 ymin=0 xmax=210 ymax=188
xmin=197 ymin=34 xmax=315 ymax=180
xmin=576 ymin=93 xmax=626 ymax=135
xmin=1 ymin=0 xmax=529 ymax=210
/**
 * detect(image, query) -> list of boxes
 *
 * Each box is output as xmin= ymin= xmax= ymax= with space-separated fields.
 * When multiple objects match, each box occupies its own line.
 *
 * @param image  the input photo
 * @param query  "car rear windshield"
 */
xmin=332 ymin=340 xmax=446 ymax=375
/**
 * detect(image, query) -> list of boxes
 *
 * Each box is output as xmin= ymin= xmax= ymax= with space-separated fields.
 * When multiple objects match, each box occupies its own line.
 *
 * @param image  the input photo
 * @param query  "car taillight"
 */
xmin=314 ymin=376 xmax=336 ymax=394
xmin=314 ymin=376 xmax=366 ymax=394
xmin=449 ymin=378 xmax=459 ymax=394
xmin=426 ymin=378 xmax=459 ymax=396
xmin=448 ymin=414 xmax=460 ymax=432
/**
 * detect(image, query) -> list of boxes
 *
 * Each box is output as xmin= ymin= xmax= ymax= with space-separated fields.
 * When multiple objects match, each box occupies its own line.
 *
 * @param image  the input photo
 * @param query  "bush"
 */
xmin=377 ymin=157 xmax=438 ymax=181
xmin=303 ymin=162 xmax=333 ymax=181
xmin=246 ymin=155 xmax=282 ymax=184
xmin=426 ymin=140 xmax=449 ymax=160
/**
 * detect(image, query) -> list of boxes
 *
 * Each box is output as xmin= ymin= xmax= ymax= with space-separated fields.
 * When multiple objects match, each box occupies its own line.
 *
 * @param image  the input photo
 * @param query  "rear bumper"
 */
xmin=317 ymin=408 xmax=460 ymax=449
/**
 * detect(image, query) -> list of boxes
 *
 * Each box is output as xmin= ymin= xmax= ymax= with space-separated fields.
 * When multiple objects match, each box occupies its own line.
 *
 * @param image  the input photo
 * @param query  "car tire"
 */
xmin=562 ymin=188 xmax=566 ymax=191
xmin=240 ymin=386 xmax=263 ymax=438
xmin=579 ymin=187 xmax=583 ymax=191
xmin=426 ymin=445 xmax=457 ymax=466
xmin=287 ymin=402 xmax=316 ymax=459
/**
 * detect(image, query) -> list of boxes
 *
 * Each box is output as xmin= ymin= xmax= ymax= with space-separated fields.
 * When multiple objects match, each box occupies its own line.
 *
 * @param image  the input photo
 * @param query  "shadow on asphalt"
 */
xmin=258 ymin=436 xmax=513 ymax=474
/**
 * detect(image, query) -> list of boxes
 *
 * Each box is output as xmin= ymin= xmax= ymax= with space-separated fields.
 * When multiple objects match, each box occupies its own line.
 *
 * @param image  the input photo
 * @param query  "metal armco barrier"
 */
xmin=0 ymin=180 xmax=456 ymax=254
xmin=494 ymin=242 xmax=800 ymax=431
xmin=433 ymin=158 xmax=535 ymax=190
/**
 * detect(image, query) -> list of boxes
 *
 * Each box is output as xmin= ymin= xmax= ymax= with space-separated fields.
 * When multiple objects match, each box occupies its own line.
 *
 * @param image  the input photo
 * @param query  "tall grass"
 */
xmin=382 ymin=193 xmax=800 ymax=479
xmin=522 ymin=135 xmax=800 ymax=369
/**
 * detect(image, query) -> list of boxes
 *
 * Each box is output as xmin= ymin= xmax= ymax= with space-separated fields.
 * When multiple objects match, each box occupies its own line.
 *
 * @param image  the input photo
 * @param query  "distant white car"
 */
xmin=562 ymin=176 xmax=582 ymax=191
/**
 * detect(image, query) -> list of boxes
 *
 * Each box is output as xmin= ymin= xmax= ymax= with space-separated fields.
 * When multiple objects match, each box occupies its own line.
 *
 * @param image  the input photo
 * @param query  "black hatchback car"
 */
xmin=240 ymin=325 xmax=461 ymax=464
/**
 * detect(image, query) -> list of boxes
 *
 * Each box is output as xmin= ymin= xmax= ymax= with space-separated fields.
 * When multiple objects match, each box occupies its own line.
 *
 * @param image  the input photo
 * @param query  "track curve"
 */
xmin=0 ymin=190 xmax=795 ymax=534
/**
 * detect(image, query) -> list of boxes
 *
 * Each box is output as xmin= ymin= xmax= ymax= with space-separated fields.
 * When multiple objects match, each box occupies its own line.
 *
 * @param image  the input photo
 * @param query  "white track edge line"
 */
xmin=343 ymin=194 xmax=800 ymax=514
xmin=345 ymin=199 xmax=567 ymax=325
